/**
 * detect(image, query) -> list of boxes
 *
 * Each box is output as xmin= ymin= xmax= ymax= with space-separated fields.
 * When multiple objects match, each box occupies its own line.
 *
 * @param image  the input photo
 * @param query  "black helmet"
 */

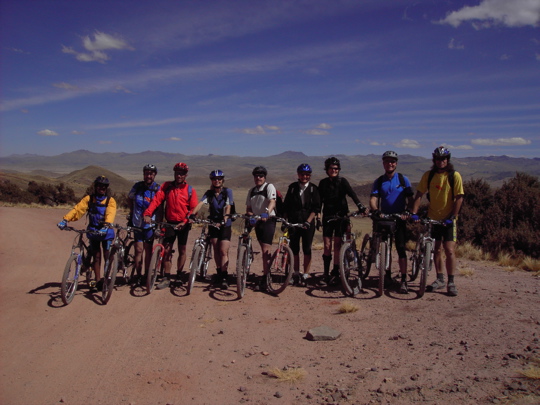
xmin=433 ymin=146 xmax=451 ymax=159
xmin=94 ymin=175 xmax=110 ymax=186
xmin=209 ymin=169 xmax=224 ymax=179
xmin=143 ymin=164 xmax=157 ymax=174
xmin=252 ymin=166 xmax=267 ymax=176
xmin=324 ymin=157 xmax=341 ymax=171
xmin=382 ymin=151 xmax=398 ymax=161
xmin=297 ymin=163 xmax=312 ymax=173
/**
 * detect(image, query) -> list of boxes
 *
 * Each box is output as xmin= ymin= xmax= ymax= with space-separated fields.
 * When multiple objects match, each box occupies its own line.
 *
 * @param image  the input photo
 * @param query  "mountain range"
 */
xmin=1 ymin=150 xmax=539 ymax=198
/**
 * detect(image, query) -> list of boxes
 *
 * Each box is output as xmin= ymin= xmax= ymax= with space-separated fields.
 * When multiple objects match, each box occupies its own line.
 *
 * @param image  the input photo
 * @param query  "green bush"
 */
xmin=0 ymin=180 xmax=37 ymax=204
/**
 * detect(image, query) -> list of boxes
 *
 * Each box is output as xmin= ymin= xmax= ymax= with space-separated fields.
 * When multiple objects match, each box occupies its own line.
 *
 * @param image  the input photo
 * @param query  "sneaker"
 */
xmin=299 ymin=273 xmax=309 ymax=287
xmin=220 ymin=275 xmax=229 ymax=290
xmin=426 ymin=278 xmax=446 ymax=292
xmin=156 ymin=278 xmax=170 ymax=290
xmin=447 ymin=282 xmax=458 ymax=296
xmin=255 ymin=277 xmax=267 ymax=292
xmin=292 ymin=272 xmax=301 ymax=286
xmin=399 ymin=281 xmax=409 ymax=294
xmin=318 ymin=275 xmax=329 ymax=287
xmin=96 ymin=279 xmax=104 ymax=292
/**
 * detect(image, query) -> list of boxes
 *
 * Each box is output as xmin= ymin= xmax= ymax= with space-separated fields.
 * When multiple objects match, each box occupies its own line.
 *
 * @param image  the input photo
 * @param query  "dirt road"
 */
xmin=1 ymin=206 xmax=538 ymax=405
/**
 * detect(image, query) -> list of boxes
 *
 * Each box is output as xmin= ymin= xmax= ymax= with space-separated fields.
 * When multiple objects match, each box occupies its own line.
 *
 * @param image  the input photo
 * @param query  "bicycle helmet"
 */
xmin=433 ymin=146 xmax=451 ymax=159
xmin=94 ymin=175 xmax=110 ymax=186
xmin=324 ymin=157 xmax=341 ymax=171
xmin=252 ymin=166 xmax=267 ymax=176
xmin=173 ymin=162 xmax=189 ymax=172
xmin=209 ymin=169 xmax=224 ymax=179
xmin=297 ymin=163 xmax=312 ymax=173
xmin=143 ymin=164 xmax=157 ymax=174
xmin=382 ymin=151 xmax=398 ymax=161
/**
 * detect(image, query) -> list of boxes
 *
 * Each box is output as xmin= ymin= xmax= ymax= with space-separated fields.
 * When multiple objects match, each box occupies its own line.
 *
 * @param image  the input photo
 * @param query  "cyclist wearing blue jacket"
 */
xmin=369 ymin=151 xmax=413 ymax=294
xmin=191 ymin=169 xmax=234 ymax=289
xmin=57 ymin=176 xmax=117 ymax=291
xmin=128 ymin=164 xmax=160 ymax=285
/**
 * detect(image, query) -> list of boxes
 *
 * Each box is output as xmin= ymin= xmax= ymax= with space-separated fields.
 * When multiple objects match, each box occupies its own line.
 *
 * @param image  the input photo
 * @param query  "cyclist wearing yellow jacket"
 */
xmin=411 ymin=147 xmax=464 ymax=296
xmin=57 ymin=176 xmax=117 ymax=290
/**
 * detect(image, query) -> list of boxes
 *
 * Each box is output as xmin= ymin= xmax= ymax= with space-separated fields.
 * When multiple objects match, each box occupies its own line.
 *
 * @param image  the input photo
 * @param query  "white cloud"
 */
xmin=53 ymin=82 xmax=80 ymax=91
xmin=303 ymin=129 xmax=329 ymax=136
xmin=437 ymin=0 xmax=540 ymax=28
xmin=167 ymin=137 xmax=182 ymax=141
xmin=448 ymin=38 xmax=465 ymax=50
xmin=441 ymin=143 xmax=474 ymax=150
xmin=239 ymin=125 xmax=266 ymax=135
xmin=471 ymin=137 xmax=532 ymax=145
xmin=264 ymin=125 xmax=281 ymax=132
xmin=37 ymin=129 xmax=59 ymax=136
xmin=71 ymin=130 xmax=85 ymax=135
xmin=317 ymin=123 xmax=332 ymax=129
xmin=62 ymin=31 xmax=134 ymax=63
xmin=369 ymin=141 xmax=384 ymax=146
xmin=395 ymin=139 xmax=421 ymax=149
xmin=113 ymin=85 xmax=133 ymax=94
xmin=500 ymin=54 xmax=510 ymax=60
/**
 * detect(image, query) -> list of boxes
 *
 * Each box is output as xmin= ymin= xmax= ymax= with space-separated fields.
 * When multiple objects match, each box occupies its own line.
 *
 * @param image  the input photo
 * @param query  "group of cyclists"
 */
xmin=57 ymin=146 xmax=464 ymax=297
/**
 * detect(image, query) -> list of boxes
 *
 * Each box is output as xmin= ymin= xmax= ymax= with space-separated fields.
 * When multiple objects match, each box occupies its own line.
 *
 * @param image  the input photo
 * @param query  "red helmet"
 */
xmin=173 ymin=162 xmax=189 ymax=172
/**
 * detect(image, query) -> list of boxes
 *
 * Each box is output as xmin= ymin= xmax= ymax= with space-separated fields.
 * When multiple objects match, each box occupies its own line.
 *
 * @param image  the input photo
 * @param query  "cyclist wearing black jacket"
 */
xmin=318 ymin=157 xmax=367 ymax=285
xmin=283 ymin=163 xmax=321 ymax=286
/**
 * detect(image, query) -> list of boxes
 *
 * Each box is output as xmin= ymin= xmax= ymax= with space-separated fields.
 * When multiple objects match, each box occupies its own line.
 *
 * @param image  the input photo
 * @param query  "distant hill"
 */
xmin=1 ymin=151 xmax=539 ymax=193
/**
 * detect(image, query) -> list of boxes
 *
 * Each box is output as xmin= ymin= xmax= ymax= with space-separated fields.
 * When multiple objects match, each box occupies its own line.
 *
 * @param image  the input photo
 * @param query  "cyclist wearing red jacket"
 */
xmin=144 ymin=162 xmax=198 ymax=289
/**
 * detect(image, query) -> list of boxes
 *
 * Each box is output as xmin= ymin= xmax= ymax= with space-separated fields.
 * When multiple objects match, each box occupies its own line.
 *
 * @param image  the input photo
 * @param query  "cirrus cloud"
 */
xmin=62 ymin=31 xmax=134 ymax=64
xmin=395 ymin=139 xmax=421 ymax=149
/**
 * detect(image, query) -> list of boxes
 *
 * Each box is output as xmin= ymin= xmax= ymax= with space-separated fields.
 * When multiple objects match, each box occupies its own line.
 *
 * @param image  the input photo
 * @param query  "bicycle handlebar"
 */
xmin=190 ymin=218 xmax=222 ymax=228
xmin=61 ymin=226 xmax=103 ymax=236
xmin=274 ymin=217 xmax=308 ymax=229
xmin=326 ymin=210 xmax=365 ymax=223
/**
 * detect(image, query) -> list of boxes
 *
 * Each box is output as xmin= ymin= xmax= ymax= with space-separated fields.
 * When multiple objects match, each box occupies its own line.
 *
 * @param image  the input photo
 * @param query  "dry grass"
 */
xmin=337 ymin=301 xmax=359 ymax=313
xmin=455 ymin=242 xmax=485 ymax=261
xmin=459 ymin=268 xmax=475 ymax=278
xmin=267 ymin=367 xmax=307 ymax=383
xmin=498 ymin=252 xmax=520 ymax=268
xmin=521 ymin=257 xmax=540 ymax=272
xmin=519 ymin=365 xmax=540 ymax=380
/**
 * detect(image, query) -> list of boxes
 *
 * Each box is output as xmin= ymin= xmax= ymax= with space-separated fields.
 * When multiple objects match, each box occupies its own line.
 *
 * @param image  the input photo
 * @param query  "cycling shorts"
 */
xmin=254 ymin=220 xmax=276 ymax=245
xmin=289 ymin=223 xmax=316 ymax=256
xmin=133 ymin=227 xmax=154 ymax=243
xmin=431 ymin=221 xmax=457 ymax=242
xmin=209 ymin=225 xmax=232 ymax=241
xmin=322 ymin=217 xmax=348 ymax=238
xmin=163 ymin=222 xmax=192 ymax=246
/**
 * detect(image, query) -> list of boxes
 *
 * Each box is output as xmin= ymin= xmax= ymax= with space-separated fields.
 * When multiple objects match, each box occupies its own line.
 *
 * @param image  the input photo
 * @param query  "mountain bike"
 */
xmin=101 ymin=224 xmax=139 ymax=304
xmin=332 ymin=210 xmax=365 ymax=297
xmin=187 ymin=219 xmax=221 ymax=295
xmin=59 ymin=226 xmax=102 ymax=305
xmin=362 ymin=213 xmax=402 ymax=297
xmin=232 ymin=214 xmax=261 ymax=299
xmin=409 ymin=218 xmax=444 ymax=297
xmin=147 ymin=222 xmax=177 ymax=294
xmin=266 ymin=218 xmax=306 ymax=295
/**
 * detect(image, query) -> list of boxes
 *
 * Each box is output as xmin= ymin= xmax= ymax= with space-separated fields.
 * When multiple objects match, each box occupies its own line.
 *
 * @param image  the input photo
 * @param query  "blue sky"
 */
xmin=1 ymin=0 xmax=539 ymax=158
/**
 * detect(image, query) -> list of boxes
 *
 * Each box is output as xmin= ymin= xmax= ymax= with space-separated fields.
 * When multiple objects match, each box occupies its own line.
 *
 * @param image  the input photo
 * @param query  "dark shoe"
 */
xmin=255 ymin=277 xmax=267 ymax=292
xmin=399 ymin=281 xmax=409 ymax=294
xmin=220 ymin=273 xmax=229 ymax=290
xmin=426 ymin=278 xmax=446 ymax=292
xmin=447 ymin=282 xmax=458 ymax=296
xmin=299 ymin=273 xmax=309 ymax=287
xmin=292 ymin=272 xmax=301 ymax=286
xmin=96 ymin=279 xmax=104 ymax=292
xmin=156 ymin=278 xmax=170 ymax=290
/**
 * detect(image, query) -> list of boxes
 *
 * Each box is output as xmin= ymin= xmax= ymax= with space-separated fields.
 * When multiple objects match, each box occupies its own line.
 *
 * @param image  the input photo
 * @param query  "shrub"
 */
xmin=0 ymin=180 xmax=38 ymax=204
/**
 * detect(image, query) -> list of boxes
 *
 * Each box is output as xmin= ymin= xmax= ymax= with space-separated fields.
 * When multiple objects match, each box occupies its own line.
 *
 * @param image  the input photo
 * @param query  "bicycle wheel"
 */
xmin=147 ymin=245 xmax=162 ymax=294
xmin=378 ymin=240 xmax=386 ymax=296
xmin=267 ymin=245 xmax=293 ymax=295
xmin=339 ymin=242 xmax=362 ymax=297
xmin=236 ymin=245 xmax=248 ymax=299
xmin=61 ymin=254 xmax=80 ymax=305
xmin=418 ymin=241 xmax=432 ymax=297
xmin=201 ymin=244 xmax=212 ymax=280
xmin=409 ymin=244 xmax=422 ymax=282
xmin=123 ymin=240 xmax=136 ymax=283
xmin=102 ymin=251 xmax=119 ymax=304
xmin=187 ymin=244 xmax=204 ymax=295
xmin=360 ymin=234 xmax=373 ymax=279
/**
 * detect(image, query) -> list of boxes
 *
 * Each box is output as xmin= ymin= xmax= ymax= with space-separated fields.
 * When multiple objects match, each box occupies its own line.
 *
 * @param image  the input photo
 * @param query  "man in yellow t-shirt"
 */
xmin=411 ymin=147 xmax=464 ymax=296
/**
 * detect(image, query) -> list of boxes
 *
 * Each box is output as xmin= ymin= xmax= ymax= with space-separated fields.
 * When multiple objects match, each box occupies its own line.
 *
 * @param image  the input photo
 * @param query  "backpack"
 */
xmin=427 ymin=170 xmax=455 ymax=201
xmin=207 ymin=187 xmax=236 ymax=216
xmin=250 ymin=183 xmax=284 ymax=217
xmin=87 ymin=194 xmax=111 ymax=227
xmin=163 ymin=182 xmax=192 ymax=207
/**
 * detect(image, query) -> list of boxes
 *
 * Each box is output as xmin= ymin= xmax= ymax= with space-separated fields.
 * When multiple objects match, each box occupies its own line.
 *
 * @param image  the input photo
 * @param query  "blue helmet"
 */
xmin=433 ymin=146 xmax=451 ymax=159
xmin=209 ymin=169 xmax=224 ymax=179
xmin=297 ymin=163 xmax=312 ymax=173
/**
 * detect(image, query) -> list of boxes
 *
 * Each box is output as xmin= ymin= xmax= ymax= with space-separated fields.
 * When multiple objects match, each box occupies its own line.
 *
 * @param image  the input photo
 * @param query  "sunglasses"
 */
xmin=383 ymin=159 xmax=397 ymax=164
xmin=299 ymin=172 xmax=311 ymax=176
xmin=175 ymin=170 xmax=188 ymax=175
xmin=329 ymin=167 xmax=340 ymax=171
xmin=434 ymin=157 xmax=448 ymax=161
xmin=211 ymin=177 xmax=224 ymax=181
xmin=253 ymin=174 xmax=265 ymax=178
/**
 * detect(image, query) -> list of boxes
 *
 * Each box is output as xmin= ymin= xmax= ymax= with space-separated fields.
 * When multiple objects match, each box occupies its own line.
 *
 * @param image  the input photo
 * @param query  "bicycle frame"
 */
xmin=233 ymin=214 xmax=260 ymax=299
xmin=410 ymin=218 xmax=442 ymax=297
xmin=187 ymin=219 xmax=219 ymax=294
